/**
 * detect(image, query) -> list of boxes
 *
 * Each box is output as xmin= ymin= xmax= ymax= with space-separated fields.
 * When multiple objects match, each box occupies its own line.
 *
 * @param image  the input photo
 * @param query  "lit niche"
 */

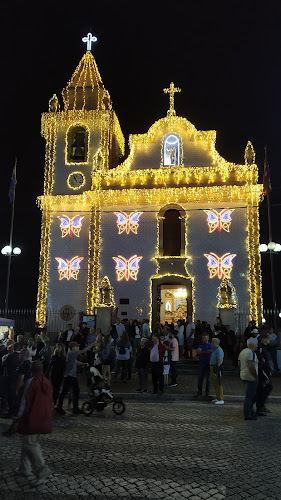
xmin=112 ymin=255 xmax=142 ymax=281
xmin=204 ymin=252 xmax=236 ymax=280
xmin=204 ymin=209 xmax=234 ymax=233
xmin=55 ymin=256 xmax=84 ymax=280
xmin=163 ymin=134 xmax=181 ymax=166
xmin=114 ymin=211 xmax=143 ymax=234
xmin=58 ymin=215 xmax=84 ymax=238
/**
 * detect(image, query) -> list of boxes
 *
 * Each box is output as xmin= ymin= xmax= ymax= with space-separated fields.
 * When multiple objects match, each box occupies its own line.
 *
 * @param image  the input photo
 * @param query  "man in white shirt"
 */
xmin=185 ymin=316 xmax=195 ymax=359
xmin=176 ymin=320 xmax=184 ymax=358
xmin=115 ymin=319 xmax=125 ymax=340
xmin=238 ymin=337 xmax=258 ymax=420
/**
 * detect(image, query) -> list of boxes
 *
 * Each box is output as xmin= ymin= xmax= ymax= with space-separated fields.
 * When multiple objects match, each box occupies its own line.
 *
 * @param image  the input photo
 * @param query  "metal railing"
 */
xmin=1 ymin=308 xmax=281 ymax=336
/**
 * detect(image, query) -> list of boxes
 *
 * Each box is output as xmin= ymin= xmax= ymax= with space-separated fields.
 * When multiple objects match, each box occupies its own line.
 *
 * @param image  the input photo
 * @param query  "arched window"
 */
xmin=68 ymin=126 xmax=87 ymax=162
xmin=165 ymin=301 xmax=171 ymax=312
xmin=163 ymin=134 xmax=181 ymax=166
xmin=163 ymin=209 xmax=181 ymax=256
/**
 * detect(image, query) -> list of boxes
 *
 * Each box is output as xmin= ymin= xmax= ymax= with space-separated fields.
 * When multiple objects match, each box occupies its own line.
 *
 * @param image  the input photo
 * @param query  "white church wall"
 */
xmin=186 ymin=206 xmax=248 ymax=326
xmin=47 ymin=211 xmax=90 ymax=314
xmin=99 ymin=208 xmax=158 ymax=321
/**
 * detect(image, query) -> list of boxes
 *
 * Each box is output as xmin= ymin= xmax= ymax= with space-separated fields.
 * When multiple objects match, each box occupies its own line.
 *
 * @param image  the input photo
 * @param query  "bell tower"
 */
xmin=36 ymin=35 xmax=124 ymax=328
xmin=41 ymin=38 xmax=124 ymax=197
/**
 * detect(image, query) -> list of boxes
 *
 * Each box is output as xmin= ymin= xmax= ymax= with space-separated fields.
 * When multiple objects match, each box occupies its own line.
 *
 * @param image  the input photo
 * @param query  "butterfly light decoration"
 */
xmin=57 ymin=215 xmax=84 ymax=238
xmin=114 ymin=212 xmax=143 ymax=235
xmin=204 ymin=252 xmax=236 ymax=280
xmin=55 ymin=256 xmax=84 ymax=281
xmin=204 ymin=209 xmax=234 ymax=233
xmin=112 ymin=255 xmax=142 ymax=281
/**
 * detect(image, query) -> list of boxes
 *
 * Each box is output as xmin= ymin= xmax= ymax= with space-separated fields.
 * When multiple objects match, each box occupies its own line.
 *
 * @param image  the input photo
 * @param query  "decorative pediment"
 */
xmin=100 ymin=115 xmax=258 ymax=190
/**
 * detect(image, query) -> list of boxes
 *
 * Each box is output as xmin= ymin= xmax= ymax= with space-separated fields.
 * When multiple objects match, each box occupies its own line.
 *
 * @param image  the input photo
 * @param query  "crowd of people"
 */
xmin=0 ymin=315 xmax=279 ymax=485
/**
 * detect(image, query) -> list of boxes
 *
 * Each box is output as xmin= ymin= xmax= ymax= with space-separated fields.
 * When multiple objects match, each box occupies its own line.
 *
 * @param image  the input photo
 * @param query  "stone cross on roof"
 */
xmin=163 ymin=82 xmax=181 ymax=117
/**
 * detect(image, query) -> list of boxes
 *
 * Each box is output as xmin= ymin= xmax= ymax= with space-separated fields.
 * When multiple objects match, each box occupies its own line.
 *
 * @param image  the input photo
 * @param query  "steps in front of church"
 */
xmin=177 ymin=358 xmax=239 ymax=376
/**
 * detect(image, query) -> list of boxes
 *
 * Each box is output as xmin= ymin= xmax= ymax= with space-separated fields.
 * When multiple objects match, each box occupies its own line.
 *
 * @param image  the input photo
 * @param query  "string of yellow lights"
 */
xmin=36 ymin=212 xmax=52 ymax=327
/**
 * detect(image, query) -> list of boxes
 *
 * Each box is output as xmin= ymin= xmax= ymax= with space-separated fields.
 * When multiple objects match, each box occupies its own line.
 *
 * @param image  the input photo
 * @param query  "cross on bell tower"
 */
xmin=163 ymin=82 xmax=181 ymax=117
xmin=82 ymin=32 xmax=97 ymax=51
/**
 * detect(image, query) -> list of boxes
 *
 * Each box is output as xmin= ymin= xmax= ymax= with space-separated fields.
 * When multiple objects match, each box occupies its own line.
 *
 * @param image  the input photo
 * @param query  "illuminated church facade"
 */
xmin=36 ymin=43 xmax=263 ymax=331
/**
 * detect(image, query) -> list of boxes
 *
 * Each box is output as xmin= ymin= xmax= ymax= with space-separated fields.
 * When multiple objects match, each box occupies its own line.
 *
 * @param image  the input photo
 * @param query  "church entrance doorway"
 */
xmin=160 ymin=284 xmax=187 ymax=324
xmin=151 ymin=275 xmax=193 ymax=327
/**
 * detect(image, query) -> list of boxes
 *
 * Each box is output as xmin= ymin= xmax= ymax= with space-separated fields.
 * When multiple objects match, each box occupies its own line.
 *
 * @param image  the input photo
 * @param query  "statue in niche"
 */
xmin=49 ymin=94 xmax=60 ymax=113
xmin=163 ymin=134 xmax=180 ymax=166
xmin=170 ymin=146 xmax=177 ymax=165
xmin=70 ymin=128 xmax=86 ymax=162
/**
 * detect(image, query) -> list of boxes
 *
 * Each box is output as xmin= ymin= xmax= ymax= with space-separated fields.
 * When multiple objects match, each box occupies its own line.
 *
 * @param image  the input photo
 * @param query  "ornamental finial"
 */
xmin=244 ymin=140 xmax=255 ymax=165
xmin=163 ymin=82 xmax=181 ymax=116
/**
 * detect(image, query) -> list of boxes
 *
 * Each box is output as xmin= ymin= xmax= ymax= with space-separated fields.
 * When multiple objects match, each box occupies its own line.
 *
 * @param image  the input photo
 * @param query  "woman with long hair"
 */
xmin=47 ymin=343 xmax=66 ymax=405
xmin=114 ymin=331 xmax=132 ymax=383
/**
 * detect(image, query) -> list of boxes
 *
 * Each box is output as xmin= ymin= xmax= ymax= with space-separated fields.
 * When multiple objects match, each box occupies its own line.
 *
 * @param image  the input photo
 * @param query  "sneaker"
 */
xmin=212 ymin=399 xmax=218 ymax=403
xmin=15 ymin=468 xmax=32 ymax=478
xmin=55 ymin=407 xmax=66 ymax=415
xmin=135 ymin=388 xmax=142 ymax=392
xmin=169 ymin=384 xmax=178 ymax=387
xmin=215 ymin=400 xmax=224 ymax=405
xmin=30 ymin=466 xmax=52 ymax=487
xmin=140 ymin=390 xmax=148 ymax=393
xmin=256 ymin=411 xmax=267 ymax=416
xmin=2 ymin=429 xmax=16 ymax=437
xmin=72 ymin=408 xmax=83 ymax=415
xmin=261 ymin=406 xmax=271 ymax=413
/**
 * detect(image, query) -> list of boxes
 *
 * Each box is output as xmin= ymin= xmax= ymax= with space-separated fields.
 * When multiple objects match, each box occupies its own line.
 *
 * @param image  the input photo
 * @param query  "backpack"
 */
xmin=118 ymin=343 xmax=126 ymax=355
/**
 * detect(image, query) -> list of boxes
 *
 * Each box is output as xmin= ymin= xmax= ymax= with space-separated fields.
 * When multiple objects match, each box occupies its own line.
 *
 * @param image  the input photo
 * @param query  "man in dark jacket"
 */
xmin=16 ymin=360 xmax=53 ymax=487
xmin=2 ymin=343 xmax=20 ymax=416
xmin=255 ymin=331 xmax=273 ymax=416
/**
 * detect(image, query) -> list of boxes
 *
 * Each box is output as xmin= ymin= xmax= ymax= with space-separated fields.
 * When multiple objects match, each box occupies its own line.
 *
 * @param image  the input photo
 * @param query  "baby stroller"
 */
xmin=82 ymin=366 xmax=125 ymax=416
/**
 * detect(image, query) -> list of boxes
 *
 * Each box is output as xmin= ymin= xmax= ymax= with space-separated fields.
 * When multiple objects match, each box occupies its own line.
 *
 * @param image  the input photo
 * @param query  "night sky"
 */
xmin=1 ymin=1 xmax=281 ymax=311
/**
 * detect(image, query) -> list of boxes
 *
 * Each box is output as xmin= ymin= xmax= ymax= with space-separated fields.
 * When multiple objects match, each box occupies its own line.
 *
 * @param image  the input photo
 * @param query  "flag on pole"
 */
xmin=263 ymin=148 xmax=272 ymax=196
xmin=8 ymin=161 xmax=17 ymax=203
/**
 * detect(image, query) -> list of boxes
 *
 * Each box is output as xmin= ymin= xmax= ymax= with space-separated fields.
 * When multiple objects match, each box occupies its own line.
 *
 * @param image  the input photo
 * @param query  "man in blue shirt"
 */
xmin=195 ymin=334 xmax=213 ymax=398
xmin=210 ymin=338 xmax=224 ymax=405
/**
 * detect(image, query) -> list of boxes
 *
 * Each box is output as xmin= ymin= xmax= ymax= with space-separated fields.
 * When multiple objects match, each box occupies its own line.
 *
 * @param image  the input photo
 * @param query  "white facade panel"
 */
xmin=47 ymin=211 xmax=90 ymax=312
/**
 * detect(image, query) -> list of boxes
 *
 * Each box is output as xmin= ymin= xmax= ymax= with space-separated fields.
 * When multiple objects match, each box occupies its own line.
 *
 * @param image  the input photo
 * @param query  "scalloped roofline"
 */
xmin=114 ymin=115 xmax=241 ymax=173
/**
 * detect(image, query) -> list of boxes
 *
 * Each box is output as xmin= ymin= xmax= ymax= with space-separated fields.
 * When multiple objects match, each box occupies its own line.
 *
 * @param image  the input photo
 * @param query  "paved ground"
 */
xmin=1 ymin=400 xmax=281 ymax=499
xmin=80 ymin=369 xmax=281 ymax=399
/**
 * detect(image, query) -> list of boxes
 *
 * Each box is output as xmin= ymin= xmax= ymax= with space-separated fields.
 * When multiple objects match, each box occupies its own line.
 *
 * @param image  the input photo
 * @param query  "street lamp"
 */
xmin=1 ymin=244 xmax=22 ymax=316
xmin=259 ymin=242 xmax=281 ymax=253
xmin=259 ymin=241 xmax=281 ymax=332
xmin=1 ymin=245 xmax=22 ymax=256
